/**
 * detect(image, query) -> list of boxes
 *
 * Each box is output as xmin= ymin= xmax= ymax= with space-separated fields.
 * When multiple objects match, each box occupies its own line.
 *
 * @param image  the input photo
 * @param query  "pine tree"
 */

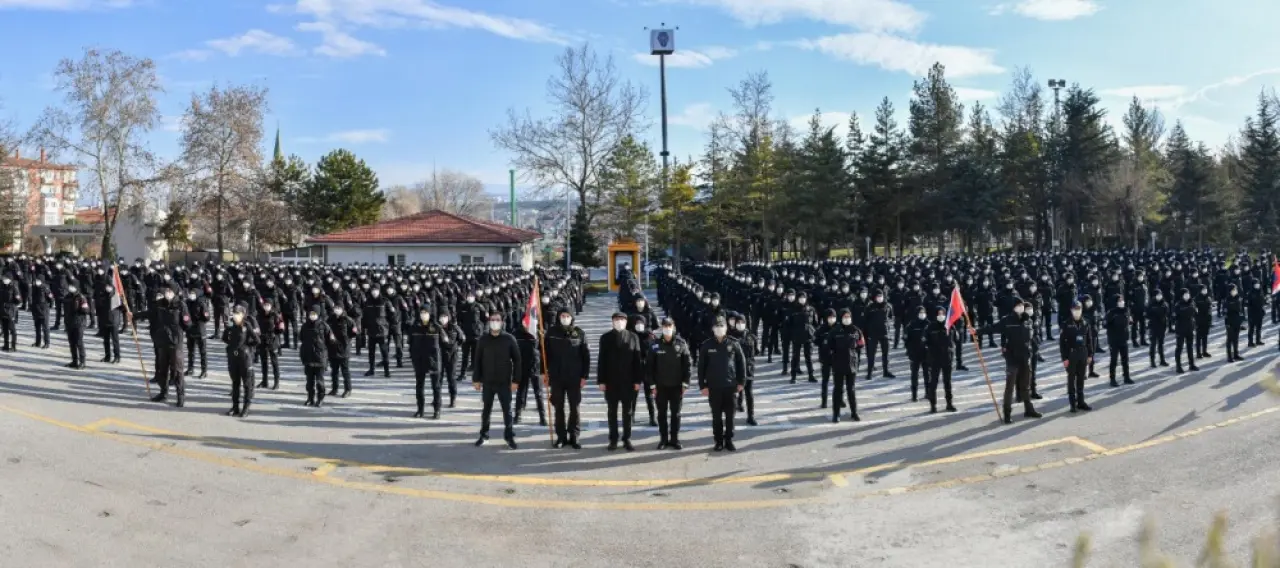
xmin=907 ymin=62 xmax=965 ymax=252
xmin=858 ymin=97 xmax=908 ymax=255
xmin=595 ymin=134 xmax=659 ymax=241
xmin=792 ymin=110 xmax=851 ymax=256
xmin=568 ymin=206 xmax=600 ymax=267
xmin=1239 ymin=91 xmax=1280 ymax=245
xmin=299 ymin=149 xmax=384 ymax=235
xmin=1054 ymin=86 xmax=1116 ymax=248
xmin=950 ymin=103 xmax=1004 ymax=252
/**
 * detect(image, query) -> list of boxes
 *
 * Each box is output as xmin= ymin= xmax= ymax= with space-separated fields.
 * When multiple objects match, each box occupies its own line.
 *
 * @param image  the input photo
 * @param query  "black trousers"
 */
xmin=281 ymin=310 xmax=297 ymax=348
xmin=831 ymin=368 xmax=857 ymax=419
xmin=101 ymin=325 xmax=120 ymax=361
xmin=366 ymin=337 xmax=389 ymax=373
xmin=329 ymin=357 xmax=351 ymax=391
xmin=736 ymin=379 xmax=755 ymax=418
xmin=1195 ymin=322 xmax=1211 ymax=354
xmin=53 ymin=298 xmax=63 ymax=329
xmin=389 ymin=331 xmax=403 ymax=366
xmin=1066 ymin=358 xmax=1087 ymax=406
xmin=790 ymin=340 xmax=814 ymax=380
xmin=1003 ymin=361 xmax=1035 ymax=415
xmin=780 ymin=335 xmax=792 ymax=370
xmin=1130 ymin=315 xmax=1146 ymax=345
xmin=1248 ymin=316 xmax=1263 ymax=345
xmin=479 ymin=384 xmax=514 ymax=441
xmin=414 ymin=369 xmax=441 ymax=411
xmin=1108 ymin=342 xmax=1129 ymax=380
xmin=865 ymin=335 xmax=889 ymax=377
xmin=604 ymin=386 xmax=634 ymax=443
xmin=0 ymin=316 xmax=16 ymax=349
xmin=258 ymin=345 xmax=279 ymax=382
xmin=461 ymin=338 xmax=477 ymax=371
xmin=305 ymin=366 xmax=326 ymax=400
xmin=909 ymin=359 xmax=928 ymax=400
xmin=1043 ymin=309 xmax=1055 ymax=340
xmin=1225 ymin=323 xmax=1241 ymax=359
xmin=550 ymin=383 xmax=582 ymax=441
xmin=185 ymin=334 xmax=206 ymax=371
xmin=631 ymin=374 xmax=655 ymax=423
xmin=156 ymin=345 xmax=183 ymax=397
xmin=1150 ymin=330 xmax=1167 ymax=364
xmin=926 ymin=364 xmax=952 ymax=405
xmin=211 ymin=300 xmax=226 ymax=336
xmin=228 ymin=351 xmax=254 ymax=409
xmin=655 ymin=385 xmax=683 ymax=442
xmin=441 ymin=354 xmax=458 ymax=399
xmin=978 ymin=310 xmax=996 ymax=345
xmin=67 ymin=327 xmax=86 ymax=365
xmin=1175 ymin=332 xmax=1195 ymax=368
xmin=516 ymin=372 xmax=545 ymax=419
xmin=707 ymin=387 xmax=736 ymax=442
xmin=32 ymin=310 xmax=49 ymax=346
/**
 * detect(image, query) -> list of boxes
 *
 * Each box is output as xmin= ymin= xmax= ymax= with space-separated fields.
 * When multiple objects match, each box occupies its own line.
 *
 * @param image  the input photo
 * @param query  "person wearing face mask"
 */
xmin=978 ymin=299 xmax=1041 ymax=423
xmin=384 ymin=287 xmax=407 ymax=369
xmin=1059 ymin=300 xmax=1095 ymax=412
xmin=407 ymin=308 xmax=444 ymax=419
xmin=728 ymin=314 xmax=759 ymax=426
xmin=863 ymin=292 xmax=894 ymax=381
xmin=973 ymin=278 xmax=998 ymax=349
xmin=278 ymin=277 xmax=301 ymax=350
xmin=1104 ymin=294 xmax=1133 ymax=386
xmin=256 ymin=301 xmax=284 ymax=390
xmin=1173 ymin=288 xmax=1199 ymax=373
xmin=299 ymin=308 xmax=334 ymax=407
xmin=826 ymin=308 xmax=863 ymax=423
xmin=924 ymin=307 xmax=959 ymax=414
xmin=183 ymin=289 xmax=211 ymax=377
xmin=149 ymin=288 xmax=189 ymax=407
xmin=436 ymin=310 xmax=464 ymax=408
xmin=1080 ymin=295 xmax=1102 ymax=377
xmin=361 ymin=287 xmax=392 ymax=378
xmin=626 ymin=313 xmax=658 ymax=427
xmin=221 ymin=304 xmax=260 ymax=417
xmin=815 ymin=308 xmax=839 ymax=404
xmin=1147 ymin=289 xmax=1170 ymax=368
xmin=1056 ymin=274 xmax=1079 ymax=330
xmin=1246 ymin=281 xmax=1266 ymax=347
xmin=778 ymin=289 xmax=798 ymax=374
xmin=1193 ymin=284 xmax=1214 ymax=359
xmin=472 ymin=312 xmax=521 ymax=450
xmin=28 ymin=278 xmax=53 ymax=349
xmin=210 ymin=271 xmax=234 ymax=339
xmin=0 ymin=273 xmax=21 ymax=351
xmin=1223 ymin=284 xmax=1244 ymax=362
xmin=327 ymin=305 xmax=358 ymax=398
xmin=598 ymin=312 xmax=645 ymax=451
xmin=698 ymin=317 xmax=747 ymax=450
xmin=890 ymin=279 xmax=910 ymax=349
xmin=457 ymin=289 xmax=484 ymax=375
xmin=62 ymin=284 xmax=90 ymax=368
xmin=1126 ymin=275 xmax=1148 ymax=348
xmin=544 ymin=307 xmax=590 ymax=449
xmin=628 ymin=297 xmax=660 ymax=334
xmin=512 ymin=316 xmax=546 ymax=427
xmin=647 ymin=317 xmax=691 ymax=449
xmin=786 ymin=292 xmax=818 ymax=384
xmin=904 ymin=307 xmax=930 ymax=402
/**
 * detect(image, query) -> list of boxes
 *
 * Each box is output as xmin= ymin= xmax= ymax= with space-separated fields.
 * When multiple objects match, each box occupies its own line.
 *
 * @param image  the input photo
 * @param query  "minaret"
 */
xmin=273 ymin=125 xmax=282 ymax=162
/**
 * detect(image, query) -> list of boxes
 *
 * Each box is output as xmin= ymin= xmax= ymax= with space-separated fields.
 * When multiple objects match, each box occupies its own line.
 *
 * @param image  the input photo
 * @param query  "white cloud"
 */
xmin=0 ymin=0 xmax=131 ymax=10
xmin=207 ymin=29 xmax=301 ymax=57
xmin=632 ymin=46 xmax=738 ymax=69
xmin=955 ymin=87 xmax=1000 ymax=101
xmin=990 ymin=0 xmax=1100 ymax=20
xmin=794 ymin=33 xmax=1005 ymax=79
xmin=169 ymin=49 xmax=213 ymax=62
xmin=668 ymin=103 xmax=718 ymax=131
xmin=297 ymin=128 xmax=391 ymax=144
xmin=789 ymin=111 xmax=854 ymax=141
xmin=683 ymin=0 xmax=925 ymax=34
xmin=275 ymin=0 xmax=568 ymax=59
xmin=297 ymin=21 xmax=387 ymax=58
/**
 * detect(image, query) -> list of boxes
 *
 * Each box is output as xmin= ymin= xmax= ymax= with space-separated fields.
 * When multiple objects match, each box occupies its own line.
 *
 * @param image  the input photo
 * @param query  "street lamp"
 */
xmin=647 ymin=24 xmax=676 ymax=271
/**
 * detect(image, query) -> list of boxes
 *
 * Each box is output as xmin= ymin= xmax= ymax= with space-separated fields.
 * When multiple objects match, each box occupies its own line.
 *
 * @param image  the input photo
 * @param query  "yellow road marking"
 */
xmin=828 ymin=474 xmax=849 ymax=487
xmin=1 ymin=403 xmax=1276 ymax=511
xmin=312 ymin=463 xmax=338 ymax=477
xmin=81 ymin=418 xmax=116 ymax=431
xmin=1065 ymin=436 xmax=1109 ymax=453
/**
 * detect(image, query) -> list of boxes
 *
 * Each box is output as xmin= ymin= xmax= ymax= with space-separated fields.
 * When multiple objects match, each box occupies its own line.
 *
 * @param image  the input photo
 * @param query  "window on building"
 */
xmin=460 ymin=254 xmax=485 ymax=265
xmin=396 ymin=254 xmax=406 ymax=266
xmin=42 ymin=198 xmax=60 ymax=226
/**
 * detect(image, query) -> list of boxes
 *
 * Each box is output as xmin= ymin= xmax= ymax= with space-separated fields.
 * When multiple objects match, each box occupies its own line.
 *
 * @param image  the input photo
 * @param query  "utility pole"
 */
xmin=564 ymin=188 xmax=572 ymax=273
xmin=647 ymin=24 xmax=676 ymax=271
xmin=509 ymin=169 xmax=517 ymax=227
xmin=1048 ymin=78 xmax=1067 ymax=250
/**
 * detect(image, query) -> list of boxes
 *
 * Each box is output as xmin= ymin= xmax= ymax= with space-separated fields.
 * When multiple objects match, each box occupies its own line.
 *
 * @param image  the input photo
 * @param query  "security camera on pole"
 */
xmin=646 ymin=24 xmax=677 ymax=271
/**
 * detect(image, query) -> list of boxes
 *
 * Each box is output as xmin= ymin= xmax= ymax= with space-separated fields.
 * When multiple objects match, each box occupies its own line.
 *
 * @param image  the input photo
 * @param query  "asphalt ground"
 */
xmin=1 ymin=294 xmax=1278 ymax=567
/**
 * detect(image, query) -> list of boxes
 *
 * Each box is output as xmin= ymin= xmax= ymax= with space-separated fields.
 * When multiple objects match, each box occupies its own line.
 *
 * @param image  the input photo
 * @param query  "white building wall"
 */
xmin=322 ymin=244 xmax=516 ymax=266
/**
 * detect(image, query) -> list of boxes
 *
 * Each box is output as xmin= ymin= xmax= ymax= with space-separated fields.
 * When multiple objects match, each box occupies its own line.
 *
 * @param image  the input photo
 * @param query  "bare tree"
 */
xmin=490 ymin=44 xmax=647 ymax=218
xmin=380 ymin=169 xmax=493 ymax=220
xmin=29 ymin=48 xmax=167 ymax=261
xmin=0 ymin=100 xmax=25 ymax=251
xmin=179 ymin=84 xmax=269 ymax=256
xmin=381 ymin=185 xmax=421 ymax=220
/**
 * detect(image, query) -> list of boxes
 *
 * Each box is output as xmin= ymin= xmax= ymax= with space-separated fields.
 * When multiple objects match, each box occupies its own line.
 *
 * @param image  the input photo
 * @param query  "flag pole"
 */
xmin=952 ymin=284 xmax=1001 ymax=421
xmin=113 ymin=265 xmax=150 ymax=397
xmin=533 ymin=276 xmax=554 ymax=443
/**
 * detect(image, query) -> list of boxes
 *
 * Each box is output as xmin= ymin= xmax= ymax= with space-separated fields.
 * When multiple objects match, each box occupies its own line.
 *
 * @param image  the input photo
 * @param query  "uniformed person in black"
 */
xmin=544 ymin=307 xmax=589 ymax=449
xmin=1104 ymin=294 xmax=1133 ymax=386
xmin=1246 ymin=281 xmax=1266 ymax=347
xmin=63 ymin=283 xmax=90 ymax=368
xmin=28 ymin=278 xmax=52 ymax=349
xmin=257 ymin=300 xmax=284 ymax=389
xmin=222 ymin=304 xmax=259 ymax=417
xmin=0 ymin=274 xmax=19 ymax=351
xmin=904 ymin=306 xmax=930 ymax=402
xmin=1060 ymin=300 xmax=1094 ymax=412
xmin=149 ymin=288 xmax=188 ymax=407
xmin=648 ymin=317 xmax=691 ymax=450
xmin=983 ymin=299 xmax=1041 ymax=423
xmin=327 ymin=305 xmax=357 ymax=397
xmin=729 ymin=313 xmax=759 ymax=426
xmin=598 ymin=311 xmax=644 ymax=451
xmin=513 ymin=322 xmax=546 ymax=426
xmin=1224 ymin=284 xmax=1244 ymax=362
xmin=698 ymin=317 xmax=747 ymax=450
xmin=299 ymin=307 xmax=332 ymax=407
xmin=472 ymin=312 xmax=521 ymax=449
xmin=184 ymin=289 xmax=211 ymax=377
xmin=407 ymin=308 xmax=442 ymax=418
xmin=924 ymin=306 xmax=958 ymax=413
xmin=1148 ymin=289 xmax=1170 ymax=367
xmin=1173 ymin=288 xmax=1199 ymax=373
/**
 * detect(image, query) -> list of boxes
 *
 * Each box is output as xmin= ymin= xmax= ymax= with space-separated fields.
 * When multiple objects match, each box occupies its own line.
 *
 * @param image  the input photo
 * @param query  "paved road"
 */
xmin=0 ymin=293 xmax=1278 ymax=567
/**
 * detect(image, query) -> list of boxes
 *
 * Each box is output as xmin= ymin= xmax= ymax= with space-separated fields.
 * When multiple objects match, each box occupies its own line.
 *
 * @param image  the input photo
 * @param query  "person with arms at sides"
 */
xmin=598 ymin=312 xmax=645 ymax=451
xmin=472 ymin=312 xmax=521 ymax=449
xmin=544 ymin=307 xmax=590 ymax=449
xmin=648 ymin=317 xmax=691 ymax=450
xmin=698 ymin=317 xmax=747 ymax=451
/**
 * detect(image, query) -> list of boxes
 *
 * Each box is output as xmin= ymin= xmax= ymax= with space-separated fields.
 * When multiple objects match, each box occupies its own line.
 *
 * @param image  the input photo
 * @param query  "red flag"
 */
xmin=945 ymin=287 xmax=966 ymax=331
xmin=522 ymin=279 xmax=542 ymax=335
xmin=1272 ymin=261 xmax=1280 ymax=295
xmin=111 ymin=264 xmax=129 ymax=315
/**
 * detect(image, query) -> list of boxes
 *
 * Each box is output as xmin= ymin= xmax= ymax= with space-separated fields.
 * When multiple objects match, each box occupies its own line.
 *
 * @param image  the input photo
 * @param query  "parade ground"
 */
xmin=2 ymin=294 xmax=1279 ymax=567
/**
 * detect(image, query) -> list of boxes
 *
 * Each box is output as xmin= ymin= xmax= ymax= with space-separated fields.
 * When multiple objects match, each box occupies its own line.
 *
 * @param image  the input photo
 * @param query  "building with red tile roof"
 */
xmin=305 ymin=209 xmax=541 ymax=268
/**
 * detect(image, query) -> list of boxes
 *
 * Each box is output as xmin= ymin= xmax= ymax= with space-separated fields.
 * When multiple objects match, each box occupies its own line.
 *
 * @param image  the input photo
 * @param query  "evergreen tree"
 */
xmin=858 ymin=97 xmax=908 ymax=255
xmin=950 ymin=103 xmax=1004 ymax=252
xmin=1054 ymin=86 xmax=1116 ymax=248
xmin=298 ymin=149 xmax=384 ymax=235
xmin=1239 ymin=91 xmax=1280 ymax=244
xmin=793 ymin=110 xmax=853 ymax=256
xmin=595 ymin=134 xmax=659 ymax=240
xmin=907 ymin=62 xmax=965 ymax=252
xmin=568 ymin=206 xmax=600 ymax=267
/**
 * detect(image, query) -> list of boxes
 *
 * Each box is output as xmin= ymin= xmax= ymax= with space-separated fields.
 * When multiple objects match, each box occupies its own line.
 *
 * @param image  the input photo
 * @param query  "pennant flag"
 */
xmin=945 ymin=287 xmax=966 ymax=331
xmin=111 ymin=264 xmax=128 ymax=313
xmin=522 ymin=278 xmax=542 ymax=335
xmin=1272 ymin=261 xmax=1280 ymax=295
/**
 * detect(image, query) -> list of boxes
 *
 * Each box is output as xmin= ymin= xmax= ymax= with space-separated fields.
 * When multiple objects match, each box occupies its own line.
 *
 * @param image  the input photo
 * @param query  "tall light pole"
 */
xmin=647 ymin=24 xmax=676 ymax=271
xmin=1047 ymin=78 xmax=1066 ymax=250
xmin=564 ymin=188 xmax=572 ymax=273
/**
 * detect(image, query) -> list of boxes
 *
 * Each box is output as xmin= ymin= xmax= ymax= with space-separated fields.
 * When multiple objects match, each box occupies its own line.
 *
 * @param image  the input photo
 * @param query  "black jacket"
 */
xmin=63 ymin=293 xmax=91 ymax=331
xmin=299 ymin=319 xmax=332 ymax=368
xmin=1059 ymin=318 xmax=1094 ymax=362
xmin=545 ymin=325 xmax=590 ymax=385
xmin=361 ymin=296 xmax=391 ymax=338
xmin=597 ymin=329 xmax=644 ymax=387
xmin=827 ymin=325 xmax=864 ymax=372
xmin=697 ymin=337 xmax=747 ymax=390
xmin=647 ymin=335 xmax=692 ymax=388
xmin=221 ymin=318 xmax=259 ymax=358
xmin=148 ymin=298 xmax=187 ymax=348
xmin=327 ymin=314 xmax=357 ymax=360
xmin=472 ymin=331 xmax=521 ymax=386
xmin=924 ymin=321 xmax=956 ymax=367
xmin=407 ymin=320 xmax=443 ymax=375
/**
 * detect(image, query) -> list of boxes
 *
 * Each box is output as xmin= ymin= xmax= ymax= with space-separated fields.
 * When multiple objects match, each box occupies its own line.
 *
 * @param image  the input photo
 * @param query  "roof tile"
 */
xmin=307 ymin=209 xmax=541 ymax=245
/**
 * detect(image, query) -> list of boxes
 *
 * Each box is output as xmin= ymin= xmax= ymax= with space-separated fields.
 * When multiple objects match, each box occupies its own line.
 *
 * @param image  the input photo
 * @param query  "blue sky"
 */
xmin=1 ymin=0 xmax=1279 ymax=200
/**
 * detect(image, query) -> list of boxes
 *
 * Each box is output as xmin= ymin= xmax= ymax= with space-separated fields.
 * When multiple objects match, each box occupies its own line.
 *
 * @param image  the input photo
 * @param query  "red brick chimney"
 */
xmin=39 ymin=147 xmax=45 ymax=163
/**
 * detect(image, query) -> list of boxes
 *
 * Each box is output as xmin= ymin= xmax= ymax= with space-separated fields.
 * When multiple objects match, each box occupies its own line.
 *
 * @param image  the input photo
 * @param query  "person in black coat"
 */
xmin=28 ymin=277 xmax=53 ymax=349
xmin=826 ymin=308 xmax=864 ymax=423
xmin=924 ymin=307 xmax=959 ymax=414
xmin=648 ymin=317 xmax=691 ymax=449
xmin=597 ymin=311 xmax=645 ymax=451
xmin=299 ymin=307 xmax=332 ymax=407
xmin=1246 ymin=281 xmax=1266 ymax=347
xmin=628 ymin=312 xmax=658 ymax=428
xmin=221 ymin=304 xmax=259 ymax=417
xmin=1059 ymin=300 xmax=1094 ymax=412
xmin=980 ymin=299 xmax=1042 ymax=423
xmin=1104 ymin=294 xmax=1133 ymax=386
xmin=787 ymin=292 xmax=818 ymax=383
xmin=1223 ymin=284 xmax=1245 ymax=362
xmin=729 ymin=313 xmax=759 ymax=426
xmin=457 ymin=291 xmax=484 ymax=374
xmin=62 ymin=283 xmax=90 ymax=368
xmin=1147 ymin=289 xmax=1170 ymax=367
xmin=1194 ymin=284 xmax=1214 ymax=358
xmin=327 ymin=305 xmax=357 ymax=398
xmin=904 ymin=306 xmax=930 ymax=402
xmin=0 ymin=274 xmax=22 ymax=351
xmin=698 ymin=317 xmax=748 ymax=449
xmin=406 ymin=308 xmax=443 ymax=418
xmin=472 ymin=311 xmax=521 ymax=449
xmin=184 ymin=289 xmax=211 ymax=377
xmin=863 ymin=290 xmax=894 ymax=380
xmin=149 ymin=289 xmax=189 ymax=407
xmin=513 ymin=324 xmax=545 ymax=426
xmin=362 ymin=289 xmax=392 ymax=377
xmin=1173 ymin=288 xmax=1199 ymax=373
xmin=544 ymin=307 xmax=590 ymax=449
xmin=437 ymin=310 xmax=464 ymax=408
xmin=257 ymin=300 xmax=284 ymax=390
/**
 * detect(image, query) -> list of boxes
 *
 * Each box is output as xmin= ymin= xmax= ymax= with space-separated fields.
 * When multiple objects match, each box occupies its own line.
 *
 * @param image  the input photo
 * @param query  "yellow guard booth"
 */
xmin=607 ymin=239 xmax=641 ymax=293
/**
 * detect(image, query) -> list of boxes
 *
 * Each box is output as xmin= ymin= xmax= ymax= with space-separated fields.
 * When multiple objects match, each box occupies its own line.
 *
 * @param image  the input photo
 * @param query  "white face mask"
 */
xmin=1154 ymin=295 xmax=1162 ymax=301
xmin=308 ymin=314 xmax=318 ymax=322
xmin=712 ymin=326 xmax=726 ymax=338
xmin=661 ymin=327 xmax=674 ymax=337
xmin=334 ymin=308 xmax=344 ymax=316
xmin=735 ymin=323 xmax=746 ymax=331
xmin=896 ymin=283 xmax=904 ymax=289
xmin=439 ymin=316 xmax=450 ymax=325
xmin=612 ymin=320 xmax=627 ymax=332
xmin=1072 ymin=309 xmax=1083 ymax=319
xmin=636 ymin=301 xmax=645 ymax=309
xmin=841 ymin=318 xmax=852 ymax=326
xmin=785 ymin=296 xmax=795 ymax=302
xmin=936 ymin=315 xmax=945 ymax=322
xmin=232 ymin=313 xmax=244 ymax=324
xmin=187 ymin=294 xmax=196 ymax=301
xmin=1117 ymin=302 xmax=1126 ymax=308
xmin=826 ymin=317 xmax=836 ymax=325
xmin=798 ymin=298 xmax=806 ymax=305
xmin=420 ymin=312 xmax=430 ymax=322
xmin=711 ymin=300 xmax=719 ymax=307
xmin=1084 ymin=301 xmax=1093 ymax=308
xmin=1182 ymin=294 xmax=1190 ymax=301
xmin=1014 ymin=306 xmax=1024 ymax=315
xmin=488 ymin=321 xmax=503 ymax=331
xmin=164 ymin=292 xmax=174 ymax=302
xmin=635 ymin=324 xmax=646 ymax=333
xmin=858 ymin=292 xmax=867 ymax=299
xmin=1027 ymin=309 xmax=1035 ymax=316
xmin=559 ymin=317 xmax=572 ymax=326
xmin=917 ymin=313 xmax=926 ymax=320
xmin=466 ymin=296 xmax=475 ymax=303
